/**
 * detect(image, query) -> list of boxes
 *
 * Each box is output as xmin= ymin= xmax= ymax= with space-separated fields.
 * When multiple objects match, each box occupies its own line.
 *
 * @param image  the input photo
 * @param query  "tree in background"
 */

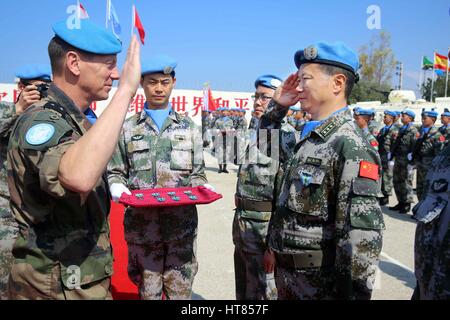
xmin=421 ymin=75 xmax=450 ymax=102
xmin=349 ymin=31 xmax=396 ymax=104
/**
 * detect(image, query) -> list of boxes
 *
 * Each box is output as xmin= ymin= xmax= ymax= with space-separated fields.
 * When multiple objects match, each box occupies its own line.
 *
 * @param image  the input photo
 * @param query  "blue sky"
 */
xmin=0 ymin=0 xmax=449 ymax=95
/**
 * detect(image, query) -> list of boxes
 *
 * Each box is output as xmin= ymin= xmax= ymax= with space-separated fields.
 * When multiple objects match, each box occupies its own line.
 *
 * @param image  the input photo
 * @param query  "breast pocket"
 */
xmin=413 ymin=193 xmax=448 ymax=224
xmin=170 ymin=139 xmax=193 ymax=171
xmin=246 ymin=153 xmax=277 ymax=186
xmin=286 ymin=166 xmax=328 ymax=219
xmin=127 ymin=139 xmax=152 ymax=172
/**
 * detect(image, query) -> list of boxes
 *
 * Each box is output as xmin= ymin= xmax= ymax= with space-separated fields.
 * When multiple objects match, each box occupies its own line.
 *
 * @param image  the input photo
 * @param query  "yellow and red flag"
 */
xmin=434 ymin=53 xmax=450 ymax=71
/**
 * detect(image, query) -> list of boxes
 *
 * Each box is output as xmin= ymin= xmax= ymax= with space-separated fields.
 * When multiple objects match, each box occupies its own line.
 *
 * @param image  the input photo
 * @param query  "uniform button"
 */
xmin=105 ymin=264 xmax=112 ymax=275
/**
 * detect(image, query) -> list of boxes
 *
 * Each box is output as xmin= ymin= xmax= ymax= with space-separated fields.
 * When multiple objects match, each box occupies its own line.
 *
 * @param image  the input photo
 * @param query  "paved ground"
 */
xmin=192 ymin=150 xmax=417 ymax=300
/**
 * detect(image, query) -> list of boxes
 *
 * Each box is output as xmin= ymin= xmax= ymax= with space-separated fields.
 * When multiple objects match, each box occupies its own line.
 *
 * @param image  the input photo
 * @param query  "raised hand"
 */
xmin=118 ymin=35 xmax=141 ymax=97
xmin=273 ymin=73 xmax=301 ymax=108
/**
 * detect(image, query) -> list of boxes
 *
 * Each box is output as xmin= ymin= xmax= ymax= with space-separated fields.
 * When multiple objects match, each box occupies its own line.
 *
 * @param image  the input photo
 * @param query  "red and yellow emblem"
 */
xmin=359 ymin=161 xmax=379 ymax=181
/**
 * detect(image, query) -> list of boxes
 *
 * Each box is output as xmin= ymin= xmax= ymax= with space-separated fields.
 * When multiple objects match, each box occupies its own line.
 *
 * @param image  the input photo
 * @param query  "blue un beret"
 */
xmin=402 ymin=109 xmax=416 ymax=119
xmin=52 ymin=19 xmax=122 ymax=55
xmin=394 ymin=111 xmax=402 ymax=117
xmin=15 ymin=64 xmax=51 ymax=81
xmin=142 ymin=54 xmax=177 ymax=76
xmin=289 ymin=106 xmax=301 ymax=111
xmin=294 ymin=41 xmax=360 ymax=82
xmin=384 ymin=110 xmax=397 ymax=117
xmin=442 ymin=108 xmax=450 ymax=117
xmin=354 ymin=107 xmax=375 ymax=116
xmin=254 ymin=74 xmax=282 ymax=90
xmin=421 ymin=108 xmax=438 ymax=118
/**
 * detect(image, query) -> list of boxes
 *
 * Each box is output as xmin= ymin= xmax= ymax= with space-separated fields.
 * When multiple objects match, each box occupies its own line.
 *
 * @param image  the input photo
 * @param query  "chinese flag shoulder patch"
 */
xmin=439 ymin=135 xmax=446 ymax=142
xmin=370 ymin=140 xmax=379 ymax=147
xmin=359 ymin=161 xmax=379 ymax=180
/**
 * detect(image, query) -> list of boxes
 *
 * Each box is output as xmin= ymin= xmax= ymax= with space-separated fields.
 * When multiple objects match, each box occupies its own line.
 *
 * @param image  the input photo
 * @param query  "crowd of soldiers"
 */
xmin=0 ymin=17 xmax=449 ymax=301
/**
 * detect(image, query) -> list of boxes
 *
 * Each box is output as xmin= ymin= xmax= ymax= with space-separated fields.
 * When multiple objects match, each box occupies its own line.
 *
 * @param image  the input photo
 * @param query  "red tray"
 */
xmin=119 ymin=186 xmax=223 ymax=208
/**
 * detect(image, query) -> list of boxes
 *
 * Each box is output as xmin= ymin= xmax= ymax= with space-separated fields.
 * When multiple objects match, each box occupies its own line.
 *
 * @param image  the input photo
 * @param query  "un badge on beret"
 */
xmin=304 ymin=46 xmax=318 ymax=60
xmin=270 ymin=79 xmax=282 ymax=88
xmin=163 ymin=66 xmax=174 ymax=75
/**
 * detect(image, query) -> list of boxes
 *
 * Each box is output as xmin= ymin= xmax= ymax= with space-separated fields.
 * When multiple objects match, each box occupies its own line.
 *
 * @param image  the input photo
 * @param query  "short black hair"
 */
xmin=48 ymin=36 xmax=92 ymax=75
xmin=318 ymin=64 xmax=356 ymax=100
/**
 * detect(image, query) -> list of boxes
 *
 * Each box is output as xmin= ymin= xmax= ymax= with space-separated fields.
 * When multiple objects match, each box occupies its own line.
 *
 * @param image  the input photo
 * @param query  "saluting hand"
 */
xmin=15 ymin=85 xmax=41 ymax=114
xmin=273 ymin=73 xmax=301 ymax=108
xmin=118 ymin=35 xmax=141 ymax=97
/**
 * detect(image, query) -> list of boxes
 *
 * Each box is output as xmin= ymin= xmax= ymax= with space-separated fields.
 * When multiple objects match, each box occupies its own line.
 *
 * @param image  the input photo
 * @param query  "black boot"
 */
xmin=218 ymin=165 xmax=223 ymax=173
xmin=223 ymin=165 xmax=229 ymax=173
xmin=379 ymin=197 xmax=389 ymax=206
xmin=389 ymin=203 xmax=402 ymax=211
xmin=399 ymin=203 xmax=411 ymax=214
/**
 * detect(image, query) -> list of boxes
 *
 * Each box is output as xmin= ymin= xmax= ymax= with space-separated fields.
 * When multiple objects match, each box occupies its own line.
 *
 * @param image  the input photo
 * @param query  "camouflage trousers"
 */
xmin=381 ymin=160 xmax=393 ymax=197
xmin=233 ymin=248 xmax=277 ymax=300
xmin=0 ymin=197 xmax=18 ymax=300
xmin=127 ymin=237 xmax=198 ymax=300
xmin=232 ymin=211 xmax=277 ymax=300
xmin=393 ymin=160 xmax=415 ymax=204
xmin=8 ymin=261 xmax=112 ymax=300
xmin=415 ymin=163 xmax=429 ymax=202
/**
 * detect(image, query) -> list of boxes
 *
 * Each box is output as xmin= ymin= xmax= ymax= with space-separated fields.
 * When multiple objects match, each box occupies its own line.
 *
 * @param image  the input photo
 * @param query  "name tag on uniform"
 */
xmin=174 ymin=135 xmax=186 ymax=141
xmin=131 ymin=135 xmax=144 ymax=141
xmin=305 ymin=157 xmax=322 ymax=166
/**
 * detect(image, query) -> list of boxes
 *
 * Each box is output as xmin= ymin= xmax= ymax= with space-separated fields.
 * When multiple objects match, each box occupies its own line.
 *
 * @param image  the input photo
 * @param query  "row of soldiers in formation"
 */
xmin=0 ymin=18 xmax=449 ymax=301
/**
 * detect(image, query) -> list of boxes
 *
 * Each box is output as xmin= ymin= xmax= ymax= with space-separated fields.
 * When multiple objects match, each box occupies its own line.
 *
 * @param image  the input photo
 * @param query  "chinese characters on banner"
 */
xmin=0 ymin=84 xmax=253 ymax=126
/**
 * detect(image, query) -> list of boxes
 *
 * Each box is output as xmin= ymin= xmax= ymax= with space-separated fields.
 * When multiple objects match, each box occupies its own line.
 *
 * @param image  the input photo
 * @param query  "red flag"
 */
xmin=207 ymin=88 xmax=217 ymax=111
xmin=133 ymin=7 xmax=145 ymax=45
xmin=359 ymin=161 xmax=379 ymax=181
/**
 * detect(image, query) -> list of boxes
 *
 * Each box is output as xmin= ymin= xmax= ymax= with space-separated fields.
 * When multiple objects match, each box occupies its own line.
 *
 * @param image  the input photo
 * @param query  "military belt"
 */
xmin=275 ymin=250 xmax=335 ymax=269
xmin=235 ymin=195 xmax=273 ymax=212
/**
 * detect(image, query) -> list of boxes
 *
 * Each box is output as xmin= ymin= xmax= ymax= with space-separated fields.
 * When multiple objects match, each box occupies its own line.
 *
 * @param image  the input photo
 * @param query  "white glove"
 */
xmin=407 ymin=153 xmax=413 ymax=161
xmin=110 ymin=183 xmax=131 ymax=203
xmin=387 ymin=152 xmax=392 ymax=161
xmin=203 ymin=183 xmax=216 ymax=192
xmin=407 ymin=164 xmax=415 ymax=174
xmin=388 ymin=161 xmax=395 ymax=170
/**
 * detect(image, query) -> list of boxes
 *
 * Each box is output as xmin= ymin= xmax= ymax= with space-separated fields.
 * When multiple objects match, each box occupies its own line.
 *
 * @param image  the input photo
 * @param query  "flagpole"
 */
xmin=419 ymin=55 xmax=423 ymax=94
xmin=77 ymin=0 xmax=80 ymax=20
xmin=445 ymin=47 xmax=449 ymax=98
xmin=431 ymin=52 xmax=436 ymax=102
xmin=131 ymin=5 xmax=135 ymax=39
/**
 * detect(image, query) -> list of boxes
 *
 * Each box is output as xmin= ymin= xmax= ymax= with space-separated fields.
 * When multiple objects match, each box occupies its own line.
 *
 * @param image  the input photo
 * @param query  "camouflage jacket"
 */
xmin=369 ymin=120 xmax=381 ymax=137
xmin=7 ymin=84 xmax=112 ymax=298
xmin=261 ymin=101 xmax=384 ymax=299
xmin=413 ymin=144 xmax=450 ymax=299
xmin=391 ymin=123 xmax=418 ymax=161
xmin=439 ymin=124 xmax=450 ymax=148
xmin=376 ymin=124 xmax=399 ymax=158
xmin=413 ymin=126 xmax=445 ymax=166
xmin=214 ymin=116 xmax=234 ymax=131
xmin=362 ymin=127 xmax=379 ymax=151
xmin=0 ymin=102 xmax=17 ymax=202
xmin=107 ymin=110 xmax=207 ymax=245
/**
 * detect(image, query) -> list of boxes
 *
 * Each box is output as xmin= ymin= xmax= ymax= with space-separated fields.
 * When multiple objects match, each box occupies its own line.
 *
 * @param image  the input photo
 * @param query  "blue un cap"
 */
xmin=15 ymin=64 xmax=52 ymax=81
xmin=402 ymin=109 xmax=416 ymax=119
xmin=421 ymin=108 xmax=438 ymax=118
xmin=254 ymin=74 xmax=282 ymax=90
xmin=384 ymin=110 xmax=397 ymax=117
xmin=141 ymin=54 xmax=177 ymax=76
xmin=294 ymin=41 xmax=360 ymax=82
xmin=442 ymin=108 xmax=450 ymax=117
xmin=354 ymin=107 xmax=375 ymax=116
xmin=52 ymin=20 xmax=122 ymax=55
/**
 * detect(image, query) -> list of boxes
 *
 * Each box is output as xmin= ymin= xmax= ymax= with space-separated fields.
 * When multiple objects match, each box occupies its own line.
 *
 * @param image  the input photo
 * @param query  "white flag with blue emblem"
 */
xmin=106 ymin=0 xmax=121 ymax=39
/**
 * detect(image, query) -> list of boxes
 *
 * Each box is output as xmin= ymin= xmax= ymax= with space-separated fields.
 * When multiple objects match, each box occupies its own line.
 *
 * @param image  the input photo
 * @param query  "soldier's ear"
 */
xmin=332 ymin=74 xmax=346 ymax=96
xmin=172 ymin=77 xmax=177 ymax=87
xmin=66 ymin=51 xmax=81 ymax=77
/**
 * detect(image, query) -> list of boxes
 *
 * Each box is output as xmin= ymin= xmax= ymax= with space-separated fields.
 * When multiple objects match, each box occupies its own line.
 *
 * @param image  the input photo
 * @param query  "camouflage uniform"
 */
xmin=213 ymin=116 xmax=234 ymax=165
xmin=412 ymin=126 xmax=445 ymax=201
xmin=438 ymin=124 xmax=450 ymax=148
xmin=0 ymin=102 xmax=19 ymax=300
xmin=369 ymin=120 xmax=381 ymax=137
xmin=412 ymin=144 xmax=450 ymax=299
xmin=391 ymin=123 xmax=418 ymax=205
xmin=7 ymin=84 xmax=113 ymax=300
xmin=362 ymin=128 xmax=379 ymax=151
xmin=107 ymin=109 xmax=207 ymax=300
xmin=260 ymin=102 xmax=384 ymax=300
xmin=376 ymin=124 xmax=399 ymax=199
xmin=233 ymin=118 xmax=299 ymax=300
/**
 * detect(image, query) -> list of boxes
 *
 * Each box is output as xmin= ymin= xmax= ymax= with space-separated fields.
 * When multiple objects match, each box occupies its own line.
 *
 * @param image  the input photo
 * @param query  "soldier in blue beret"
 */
xmin=108 ymin=54 xmax=211 ymax=300
xmin=353 ymin=108 xmax=380 ymax=151
xmin=376 ymin=110 xmax=400 ymax=206
xmin=7 ymin=19 xmax=142 ymax=300
xmin=439 ymin=108 xmax=450 ymax=147
xmin=260 ymin=41 xmax=384 ymax=300
xmin=411 ymin=109 xmax=445 ymax=201
xmin=0 ymin=64 xmax=53 ymax=300
xmin=389 ymin=109 xmax=418 ymax=214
